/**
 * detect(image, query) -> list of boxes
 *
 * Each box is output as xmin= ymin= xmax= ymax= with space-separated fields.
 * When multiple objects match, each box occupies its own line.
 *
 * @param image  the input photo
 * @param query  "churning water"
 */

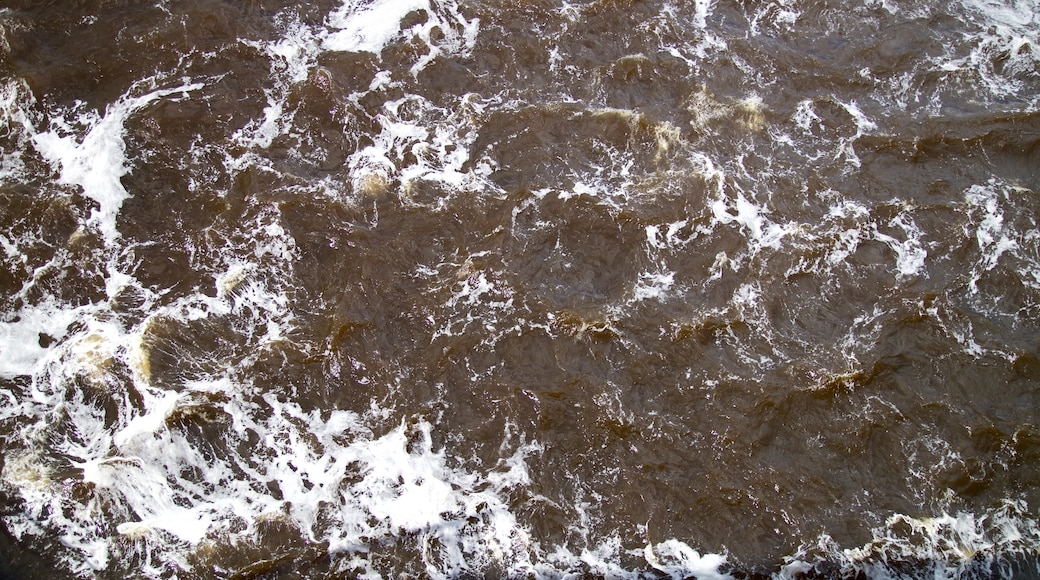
xmin=1 ymin=0 xmax=1039 ymax=578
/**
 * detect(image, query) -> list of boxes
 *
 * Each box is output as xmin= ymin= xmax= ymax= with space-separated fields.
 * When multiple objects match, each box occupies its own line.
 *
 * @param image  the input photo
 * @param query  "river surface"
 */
xmin=1 ymin=0 xmax=1039 ymax=578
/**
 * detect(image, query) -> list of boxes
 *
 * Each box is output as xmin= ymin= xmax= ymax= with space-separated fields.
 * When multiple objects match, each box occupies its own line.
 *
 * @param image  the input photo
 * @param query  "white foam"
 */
xmin=747 ymin=1 xmax=801 ymax=35
xmin=235 ymin=20 xmax=319 ymax=149
xmin=0 ymin=187 xmax=310 ymax=568
xmin=2 ymin=451 xmax=55 ymax=493
xmin=432 ymin=257 xmax=515 ymax=340
xmin=0 ymin=78 xmax=38 ymax=182
xmin=632 ymin=270 xmax=676 ymax=302
xmin=960 ymin=0 xmax=1039 ymax=34
xmin=640 ymin=221 xmax=690 ymax=251
xmin=909 ymin=1 xmax=1040 ymax=104
xmin=559 ymin=181 xmax=601 ymax=201
xmin=645 ymin=539 xmax=731 ymax=580
xmin=84 ymin=456 xmax=214 ymax=544
xmin=710 ymin=193 xmax=790 ymax=251
xmin=791 ymin=99 xmax=824 ymax=136
xmin=692 ymin=0 xmax=715 ymax=30
xmin=657 ymin=0 xmax=726 ymax=62
xmin=2 ymin=448 xmax=113 ymax=572
xmin=348 ymin=93 xmax=489 ymax=204
xmin=965 ymin=182 xmax=1019 ymax=293
xmin=21 ymin=355 xmax=546 ymax=573
xmin=111 ymin=390 xmax=182 ymax=448
xmin=325 ymin=0 xmax=431 ymax=55
xmin=783 ymin=501 xmax=1040 ymax=579
xmin=0 ymin=299 xmax=86 ymax=379
xmin=237 ymin=0 xmax=480 ymax=152
xmin=352 ymin=423 xmax=462 ymax=531
xmin=31 ymin=82 xmax=203 ymax=244
xmin=865 ymin=0 xmax=905 ymax=13
xmin=836 ymin=100 xmax=876 ymax=169
xmin=872 ymin=211 xmax=928 ymax=281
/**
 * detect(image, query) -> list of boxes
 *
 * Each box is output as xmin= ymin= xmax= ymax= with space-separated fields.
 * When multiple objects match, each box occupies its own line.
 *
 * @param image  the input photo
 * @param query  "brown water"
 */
xmin=1 ymin=0 xmax=1039 ymax=578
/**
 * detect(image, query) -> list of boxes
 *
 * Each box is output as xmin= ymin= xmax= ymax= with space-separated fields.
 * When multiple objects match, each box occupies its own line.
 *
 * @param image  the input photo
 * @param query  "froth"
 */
xmin=31 ymin=83 xmax=203 ymax=244
xmin=325 ymin=0 xmax=431 ymax=56
xmin=0 ymin=78 xmax=38 ymax=182
xmin=783 ymin=501 xmax=1040 ymax=579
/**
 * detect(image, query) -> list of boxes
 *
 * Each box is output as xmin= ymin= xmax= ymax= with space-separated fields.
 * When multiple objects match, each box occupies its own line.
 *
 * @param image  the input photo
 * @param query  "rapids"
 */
xmin=0 ymin=0 xmax=1039 ymax=577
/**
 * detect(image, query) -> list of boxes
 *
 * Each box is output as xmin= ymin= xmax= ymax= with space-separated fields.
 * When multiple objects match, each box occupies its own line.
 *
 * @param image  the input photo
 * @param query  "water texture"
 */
xmin=0 ymin=0 xmax=1039 ymax=577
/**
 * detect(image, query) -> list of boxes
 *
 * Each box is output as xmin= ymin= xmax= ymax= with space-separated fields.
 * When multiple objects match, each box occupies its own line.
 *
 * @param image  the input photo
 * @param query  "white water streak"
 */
xmin=31 ymin=83 xmax=203 ymax=244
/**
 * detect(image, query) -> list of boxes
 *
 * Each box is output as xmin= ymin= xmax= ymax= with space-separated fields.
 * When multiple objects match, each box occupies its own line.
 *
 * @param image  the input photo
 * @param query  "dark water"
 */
xmin=1 ymin=0 xmax=1039 ymax=577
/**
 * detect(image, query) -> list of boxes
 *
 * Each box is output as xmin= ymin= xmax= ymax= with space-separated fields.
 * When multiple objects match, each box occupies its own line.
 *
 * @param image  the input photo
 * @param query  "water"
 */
xmin=0 ymin=0 xmax=1039 ymax=577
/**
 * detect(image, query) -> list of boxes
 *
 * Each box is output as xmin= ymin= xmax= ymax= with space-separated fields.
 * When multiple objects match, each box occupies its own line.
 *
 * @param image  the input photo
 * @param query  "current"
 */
xmin=0 ymin=0 xmax=1039 ymax=578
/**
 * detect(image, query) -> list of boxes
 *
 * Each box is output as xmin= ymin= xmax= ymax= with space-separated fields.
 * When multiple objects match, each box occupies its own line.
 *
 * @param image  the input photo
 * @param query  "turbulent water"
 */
xmin=1 ymin=0 xmax=1039 ymax=578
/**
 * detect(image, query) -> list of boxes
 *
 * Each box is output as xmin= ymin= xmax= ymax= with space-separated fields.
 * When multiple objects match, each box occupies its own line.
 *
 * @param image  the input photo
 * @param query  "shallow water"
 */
xmin=1 ymin=0 xmax=1039 ymax=578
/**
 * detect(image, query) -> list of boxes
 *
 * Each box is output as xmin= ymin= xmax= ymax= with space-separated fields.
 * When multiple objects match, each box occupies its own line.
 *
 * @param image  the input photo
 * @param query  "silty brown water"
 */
xmin=0 ymin=0 xmax=1039 ymax=577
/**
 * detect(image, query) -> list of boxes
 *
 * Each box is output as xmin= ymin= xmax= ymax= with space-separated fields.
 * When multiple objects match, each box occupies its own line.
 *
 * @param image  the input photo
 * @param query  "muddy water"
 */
xmin=1 ymin=0 xmax=1039 ymax=578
